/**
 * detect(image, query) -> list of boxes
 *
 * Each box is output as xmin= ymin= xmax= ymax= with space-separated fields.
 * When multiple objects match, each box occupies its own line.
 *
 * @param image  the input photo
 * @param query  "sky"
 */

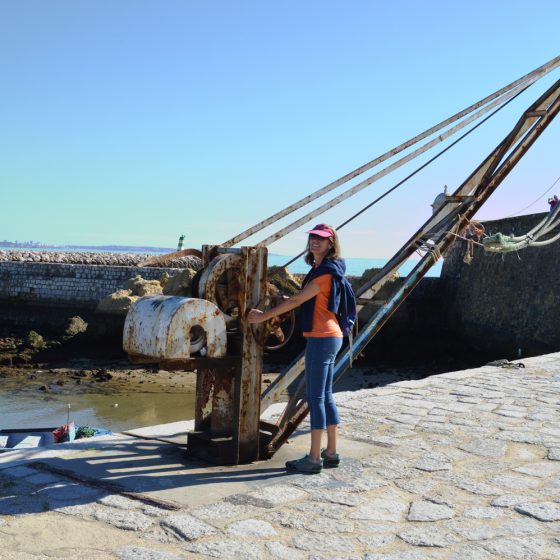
xmin=1 ymin=1 xmax=559 ymax=259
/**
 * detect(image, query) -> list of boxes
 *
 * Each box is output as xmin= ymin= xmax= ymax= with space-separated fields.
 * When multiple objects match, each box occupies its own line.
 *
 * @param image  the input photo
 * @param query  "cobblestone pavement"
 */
xmin=1 ymin=353 xmax=560 ymax=559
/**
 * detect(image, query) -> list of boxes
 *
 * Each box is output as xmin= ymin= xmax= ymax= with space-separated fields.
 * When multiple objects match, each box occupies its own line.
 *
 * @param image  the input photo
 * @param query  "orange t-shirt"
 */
xmin=303 ymin=274 xmax=343 ymax=338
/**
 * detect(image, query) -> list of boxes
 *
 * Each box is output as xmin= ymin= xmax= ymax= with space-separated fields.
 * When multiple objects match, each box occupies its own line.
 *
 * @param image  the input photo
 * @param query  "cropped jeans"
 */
xmin=304 ymin=336 xmax=343 ymax=430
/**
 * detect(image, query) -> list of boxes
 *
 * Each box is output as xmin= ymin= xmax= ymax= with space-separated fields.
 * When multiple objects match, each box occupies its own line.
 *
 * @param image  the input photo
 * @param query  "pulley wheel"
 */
xmin=250 ymin=294 xmax=296 ymax=351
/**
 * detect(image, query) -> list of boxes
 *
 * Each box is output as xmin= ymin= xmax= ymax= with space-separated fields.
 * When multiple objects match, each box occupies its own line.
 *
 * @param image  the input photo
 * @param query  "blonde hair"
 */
xmin=304 ymin=224 xmax=341 ymax=265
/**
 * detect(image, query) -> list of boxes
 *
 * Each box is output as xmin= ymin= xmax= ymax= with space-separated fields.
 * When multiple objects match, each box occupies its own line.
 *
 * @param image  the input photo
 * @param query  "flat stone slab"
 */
xmin=449 ymin=544 xmax=499 ymax=559
xmin=495 ymin=430 xmax=544 ymax=444
xmin=184 ymin=539 xmax=264 ymax=559
xmin=413 ymin=453 xmax=452 ymax=472
xmin=93 ymin=508 xmax=155 ymax=531
xmin=394 ymin=477 xmax=437 ymax=495
xmin=116 ymin=546 xmax=186 ymax=560
xmin=397 ymin=526 xmax=458 ymax=547
xmin=292 ymin=533 xmax=356 ymax=552
xmin=349 ymin=498 xmax=406 ymax=522
xmin=228 ymin=483 xmax=308 ymax=508
xmin=514 ymin=502 xmax=560 ymax=521
xmin=227 ymin=518 xmax=277 ymax=537
xmin=548 ymin=448 xmax=560 ymax=460
xmin=265 ymin=541 xmax=306 ymax=560
xmin=514 ymin=462 xmax=560 ymax=478
xmin=160 ymin=513 xmax=217 ymax=541
xmin=23 ymin=473 xmax=65 ymax=486
xmin=491 ymin=494 xmax=533 ymax=508
xmin=479 ymin=536 xmax=544 ymax=559
xmin=408 ymin=501 xmax=455 ymax=521
xmin=358 ymin=534 xmax=396 ymax=547
xmin=463 ymin=506 xmax=510 ymax=519
xmin=489 ymin=473 xmax=541 ymax=490
xmin=189 ymin=500 xmax=258 ymax=521
xmin=365 ymin=551 xmax=445 ymax=560
xmin=459 ymin=438 xmax=507 ymax=458
xmin=448 ymin=520 xmax=503 ymax=541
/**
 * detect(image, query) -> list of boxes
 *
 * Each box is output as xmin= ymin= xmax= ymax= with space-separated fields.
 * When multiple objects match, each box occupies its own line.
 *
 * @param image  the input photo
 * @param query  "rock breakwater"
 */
xmin=0 ymin=250 xmax=202 ymax=269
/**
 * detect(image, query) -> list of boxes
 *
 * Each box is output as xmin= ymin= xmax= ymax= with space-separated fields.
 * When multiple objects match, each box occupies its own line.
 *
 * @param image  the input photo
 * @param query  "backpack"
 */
xmin=335 ymin=276 xmax=357 ymax=337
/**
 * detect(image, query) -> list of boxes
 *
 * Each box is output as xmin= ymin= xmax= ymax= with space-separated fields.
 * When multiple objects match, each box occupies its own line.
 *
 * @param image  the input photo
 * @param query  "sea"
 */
xmin=3 ymin=245 xmax=442 ymax=277
xmin=269 ymin=254 xmax=441 ymax=277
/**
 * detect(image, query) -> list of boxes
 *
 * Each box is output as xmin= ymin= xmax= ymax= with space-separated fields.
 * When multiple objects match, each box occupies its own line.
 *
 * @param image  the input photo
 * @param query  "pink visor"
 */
xmin=306 ymin=224 xmax=334 ymax=238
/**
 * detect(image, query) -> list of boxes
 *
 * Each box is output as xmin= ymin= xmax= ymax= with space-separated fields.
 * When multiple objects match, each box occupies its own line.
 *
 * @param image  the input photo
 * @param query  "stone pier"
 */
xmin=1 ymin=352 xmax=559 ymax=559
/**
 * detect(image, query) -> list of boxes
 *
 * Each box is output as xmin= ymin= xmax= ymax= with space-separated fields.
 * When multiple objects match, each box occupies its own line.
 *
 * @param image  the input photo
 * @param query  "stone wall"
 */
xmin=0 ymin=262 xmax=178 ymax=309
xmin=442 ymin=212 xmax=560 ymax=357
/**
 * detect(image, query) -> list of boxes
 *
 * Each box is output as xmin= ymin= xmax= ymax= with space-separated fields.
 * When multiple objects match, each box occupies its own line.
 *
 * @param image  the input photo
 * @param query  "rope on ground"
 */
xmin=486 ymin=359 xmax=526 ymax=369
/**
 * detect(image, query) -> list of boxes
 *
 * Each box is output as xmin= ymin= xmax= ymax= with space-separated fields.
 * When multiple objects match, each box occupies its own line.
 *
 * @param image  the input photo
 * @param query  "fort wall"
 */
xmin=442 ymin=211 xmax=560 ymax=357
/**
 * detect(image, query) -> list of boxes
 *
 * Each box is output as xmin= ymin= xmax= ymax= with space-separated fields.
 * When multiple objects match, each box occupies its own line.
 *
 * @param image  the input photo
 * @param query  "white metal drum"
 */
xmin=123 ymin=295 xmax=227 ymax=359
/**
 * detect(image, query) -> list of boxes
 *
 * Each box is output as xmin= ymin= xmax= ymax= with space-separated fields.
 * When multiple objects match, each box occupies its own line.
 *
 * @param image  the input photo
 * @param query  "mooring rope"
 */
xmin=482 ymin=201 xmax=560 ymax=253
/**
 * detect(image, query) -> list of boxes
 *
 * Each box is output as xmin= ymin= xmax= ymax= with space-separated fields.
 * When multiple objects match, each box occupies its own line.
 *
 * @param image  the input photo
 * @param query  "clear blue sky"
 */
xmin=1 ymin=1 xmax=559 ymax=258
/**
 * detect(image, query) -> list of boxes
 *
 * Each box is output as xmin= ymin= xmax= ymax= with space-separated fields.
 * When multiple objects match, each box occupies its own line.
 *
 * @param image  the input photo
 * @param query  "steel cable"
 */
xmin=282 ymin=86 xmax=526 ymax=268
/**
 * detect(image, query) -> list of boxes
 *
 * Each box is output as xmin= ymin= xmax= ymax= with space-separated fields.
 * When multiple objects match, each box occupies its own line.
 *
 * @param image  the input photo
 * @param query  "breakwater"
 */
xmin=0 ymin=250 xmax=200 ymax=268
xmin=0 ymin=261 xmax=181 ymax=308
xmin=0 ymin=252 xmax=201 ymax=334
xmin=0 ymin=252 xmax=201 ymax=309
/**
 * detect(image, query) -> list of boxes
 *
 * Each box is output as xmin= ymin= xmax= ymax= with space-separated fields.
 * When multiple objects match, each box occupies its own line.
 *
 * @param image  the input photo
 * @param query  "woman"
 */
xmin=248 ymin=223 xmax=354 ymax=473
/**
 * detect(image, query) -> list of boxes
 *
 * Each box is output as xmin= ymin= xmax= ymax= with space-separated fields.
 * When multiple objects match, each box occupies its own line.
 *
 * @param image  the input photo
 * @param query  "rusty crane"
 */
xmin=123 ymin=56 xmax=560 ymax=465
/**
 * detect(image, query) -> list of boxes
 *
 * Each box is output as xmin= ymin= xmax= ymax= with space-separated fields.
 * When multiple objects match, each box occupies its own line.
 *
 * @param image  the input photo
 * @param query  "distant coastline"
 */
xmin=0 ymin=241 xmax=174 ymax=254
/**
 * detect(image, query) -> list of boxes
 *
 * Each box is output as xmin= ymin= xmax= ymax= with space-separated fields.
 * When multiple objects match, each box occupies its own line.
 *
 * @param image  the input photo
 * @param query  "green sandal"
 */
xmin=285 ymin=454 xmax=323 ymax=473
xmin=321 ymin=448 xmax=340 ymax=468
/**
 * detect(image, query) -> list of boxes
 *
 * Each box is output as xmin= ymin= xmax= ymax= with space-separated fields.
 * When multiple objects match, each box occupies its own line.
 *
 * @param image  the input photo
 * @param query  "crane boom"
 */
xmin=124 ymin=59 xmax=560 ymax=465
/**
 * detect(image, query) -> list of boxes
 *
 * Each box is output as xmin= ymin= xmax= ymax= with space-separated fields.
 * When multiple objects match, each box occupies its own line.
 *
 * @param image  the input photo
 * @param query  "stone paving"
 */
xmin=1 ymin=353 xmax=560 ymax=559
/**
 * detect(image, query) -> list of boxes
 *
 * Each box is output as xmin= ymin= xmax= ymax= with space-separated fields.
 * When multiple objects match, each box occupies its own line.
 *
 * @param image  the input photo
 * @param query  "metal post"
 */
xmin=233 ymin=246 xmax=267 ymax=463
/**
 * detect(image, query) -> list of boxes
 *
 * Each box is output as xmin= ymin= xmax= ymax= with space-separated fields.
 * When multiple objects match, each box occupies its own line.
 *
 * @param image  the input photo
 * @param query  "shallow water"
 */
xmin=0 ymin=377 xmax=196 ymax=433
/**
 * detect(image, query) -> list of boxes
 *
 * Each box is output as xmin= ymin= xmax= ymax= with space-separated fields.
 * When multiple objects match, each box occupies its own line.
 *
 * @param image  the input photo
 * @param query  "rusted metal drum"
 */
xmin=123 ymin=295 xmax=227 ymax=360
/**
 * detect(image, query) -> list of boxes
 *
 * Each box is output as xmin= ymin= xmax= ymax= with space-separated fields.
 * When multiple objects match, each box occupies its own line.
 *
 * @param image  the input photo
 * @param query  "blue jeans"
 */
xmin=304 ymin=336 xmax=343 ymax=430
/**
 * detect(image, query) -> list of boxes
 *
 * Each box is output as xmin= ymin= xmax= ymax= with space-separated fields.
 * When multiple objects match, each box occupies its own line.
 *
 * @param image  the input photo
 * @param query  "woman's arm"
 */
xmin=247 ymin=280 xmax=320 ymax=324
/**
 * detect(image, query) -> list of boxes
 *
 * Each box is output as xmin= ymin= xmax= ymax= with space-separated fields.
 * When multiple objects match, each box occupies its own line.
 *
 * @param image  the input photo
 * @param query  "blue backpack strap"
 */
xmin=337 ymin=276 xmax=357 ymax=337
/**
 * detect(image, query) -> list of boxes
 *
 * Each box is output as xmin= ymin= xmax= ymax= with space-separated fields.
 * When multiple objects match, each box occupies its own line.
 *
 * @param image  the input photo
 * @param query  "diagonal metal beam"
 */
xmin=222 ymin=56 xmax=560 ymax=249
xmin=254 ymin=82 xmax=539 ymax=248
